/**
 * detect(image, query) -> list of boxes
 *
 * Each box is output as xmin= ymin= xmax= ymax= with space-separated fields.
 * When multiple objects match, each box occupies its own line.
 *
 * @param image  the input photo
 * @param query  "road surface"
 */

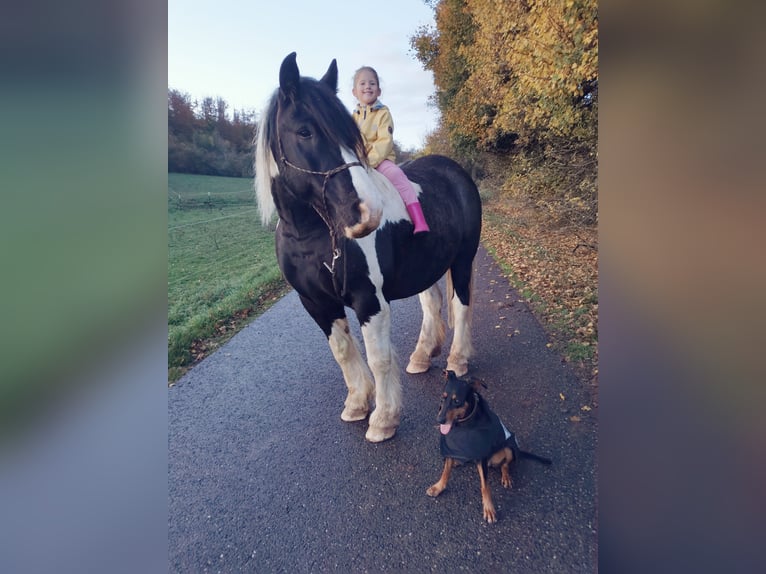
xmin=169 ymin=246 xmax=597 ymax=573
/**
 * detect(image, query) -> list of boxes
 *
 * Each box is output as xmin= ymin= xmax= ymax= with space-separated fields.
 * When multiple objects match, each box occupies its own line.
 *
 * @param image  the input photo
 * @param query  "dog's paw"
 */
xmin=483 ymin=505 xmax=497 ymax=523
xmin=426 ymin=484 xmax=444 ymax=497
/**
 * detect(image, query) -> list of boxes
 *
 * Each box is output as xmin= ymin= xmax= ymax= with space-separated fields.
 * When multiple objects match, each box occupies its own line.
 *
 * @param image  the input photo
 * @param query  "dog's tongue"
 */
xmin=439 ymin=423 xmax=452 ymax=435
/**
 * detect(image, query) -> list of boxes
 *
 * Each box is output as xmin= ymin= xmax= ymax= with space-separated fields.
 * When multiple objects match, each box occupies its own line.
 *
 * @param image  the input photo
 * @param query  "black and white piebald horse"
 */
xmin=255 ymin=53 xmax=482 ymax=442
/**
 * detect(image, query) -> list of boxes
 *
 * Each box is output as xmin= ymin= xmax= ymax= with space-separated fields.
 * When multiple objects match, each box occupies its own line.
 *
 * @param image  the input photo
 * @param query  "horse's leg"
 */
xmin=446 ymin=265 xmax=475 ymax=377
xmin=406 ymin=283 xmax=446 ymax=374
xmin=299 ymin=295 xmax=374 ymax=423
xmin=329 ymin=318 xmax=374 ymax=421
xmin=360 ymin=303 xmax=402 ymax=442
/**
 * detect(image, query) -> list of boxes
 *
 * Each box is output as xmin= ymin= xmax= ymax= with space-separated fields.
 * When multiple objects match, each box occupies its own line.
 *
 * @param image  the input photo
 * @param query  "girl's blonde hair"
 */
xmin=352 ymin=66 xmax=380 ymax=86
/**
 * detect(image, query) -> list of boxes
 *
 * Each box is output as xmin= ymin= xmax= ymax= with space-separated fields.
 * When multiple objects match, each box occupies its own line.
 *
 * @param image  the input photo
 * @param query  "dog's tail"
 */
xmin=518 ymin=450 xmax=553 ymax=465
xmin=507 ymin=432 xmax=553 ymax=465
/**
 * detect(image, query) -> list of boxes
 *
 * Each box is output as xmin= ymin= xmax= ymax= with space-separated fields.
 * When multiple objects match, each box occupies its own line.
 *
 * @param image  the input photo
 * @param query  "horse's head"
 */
xmin=255 ymin=53 xmax=383 ymax=239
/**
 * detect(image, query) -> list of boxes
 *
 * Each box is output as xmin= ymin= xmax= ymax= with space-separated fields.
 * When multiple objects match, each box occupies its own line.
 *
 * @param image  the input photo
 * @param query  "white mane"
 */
xmin=254 ymin=98 xmax=279 ymax=226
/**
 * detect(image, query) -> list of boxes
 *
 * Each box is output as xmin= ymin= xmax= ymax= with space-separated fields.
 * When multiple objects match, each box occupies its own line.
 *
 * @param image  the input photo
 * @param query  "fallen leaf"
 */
xmin=570 ymin=415 xmax=581 ymax=423
xmin=559 ymin=392 xmax=565 ymax=401
xmin=581 ymin=405 xmax=591 ymax=411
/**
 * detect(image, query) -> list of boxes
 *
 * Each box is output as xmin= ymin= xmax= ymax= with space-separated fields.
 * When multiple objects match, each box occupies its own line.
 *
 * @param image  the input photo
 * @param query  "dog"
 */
xmin=426 ymin=370 xmax=552 ymax=523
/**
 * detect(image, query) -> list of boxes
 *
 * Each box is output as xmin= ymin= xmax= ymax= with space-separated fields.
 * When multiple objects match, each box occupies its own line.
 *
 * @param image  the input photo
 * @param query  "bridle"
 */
xmin=275 ymin=103 xmax=363 ymax=274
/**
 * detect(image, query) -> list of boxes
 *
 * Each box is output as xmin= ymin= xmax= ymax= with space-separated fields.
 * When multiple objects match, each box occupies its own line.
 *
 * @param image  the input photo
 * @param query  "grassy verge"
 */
xmin=168 ymin=173 xmax=288 ymax=384
xmin=478 ymin=172 xmax=598 ymax=397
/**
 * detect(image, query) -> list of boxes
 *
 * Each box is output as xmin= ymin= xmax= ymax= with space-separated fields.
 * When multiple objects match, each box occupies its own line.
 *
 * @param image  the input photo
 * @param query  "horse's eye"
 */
xmin=297 ymin=128 xmax=312 ymax=139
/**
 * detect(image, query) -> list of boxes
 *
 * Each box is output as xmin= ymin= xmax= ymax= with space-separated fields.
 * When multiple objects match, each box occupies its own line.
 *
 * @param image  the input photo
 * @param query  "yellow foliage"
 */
xmin=413 ymin=0 xmax=597 ymax=149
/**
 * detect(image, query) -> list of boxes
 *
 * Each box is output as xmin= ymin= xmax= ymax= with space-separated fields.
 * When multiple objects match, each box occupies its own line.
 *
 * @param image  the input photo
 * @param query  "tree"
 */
xmin=411 ymin=0 xmax=597 ymax=150
xmin=411 ymin=0 xmax=478 ymax=153
xmin=199 ymin=97 xmax=216 ymax=127
xmin=215 ymin=97 xmax=228 ymax=127
xmin=410 ymin=0 xmax=598 ymax=227
xmin=167 ymin=89 xmax=258 ymax=177
xmin=168 ymin=89 xmax=196 ymax=141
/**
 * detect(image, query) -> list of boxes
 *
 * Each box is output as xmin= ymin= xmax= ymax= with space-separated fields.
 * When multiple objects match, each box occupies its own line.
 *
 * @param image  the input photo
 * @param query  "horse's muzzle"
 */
xmin=344 ymin=201 xmax=382 ymax=239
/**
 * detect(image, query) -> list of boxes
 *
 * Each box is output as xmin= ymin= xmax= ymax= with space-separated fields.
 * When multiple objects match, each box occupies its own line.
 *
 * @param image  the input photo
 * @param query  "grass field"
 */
xmin=168 ymin=173 xmax=287 ymax=382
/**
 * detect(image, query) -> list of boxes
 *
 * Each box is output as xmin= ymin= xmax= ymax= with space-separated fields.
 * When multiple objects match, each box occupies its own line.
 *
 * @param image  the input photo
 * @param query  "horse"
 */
xmin=254 ymin=53 xmax=482 ymax=442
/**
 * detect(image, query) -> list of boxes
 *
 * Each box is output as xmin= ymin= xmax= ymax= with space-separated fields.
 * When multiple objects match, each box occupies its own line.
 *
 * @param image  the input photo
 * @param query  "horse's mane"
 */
xmin=254 ymin=77 xmax=366 ymax=226
xmin=254 ymin=94 xmax=279 ymax=225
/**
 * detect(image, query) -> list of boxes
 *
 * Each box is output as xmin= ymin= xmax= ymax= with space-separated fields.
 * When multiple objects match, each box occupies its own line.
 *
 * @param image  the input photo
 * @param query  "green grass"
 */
xmin=168 ymin=173 xmax=287 ymax=382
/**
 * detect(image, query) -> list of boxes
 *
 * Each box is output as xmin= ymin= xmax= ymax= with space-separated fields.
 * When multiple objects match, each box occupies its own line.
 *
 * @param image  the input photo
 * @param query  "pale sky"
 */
xmin=168 ymin=0 xmax=440 ymax=150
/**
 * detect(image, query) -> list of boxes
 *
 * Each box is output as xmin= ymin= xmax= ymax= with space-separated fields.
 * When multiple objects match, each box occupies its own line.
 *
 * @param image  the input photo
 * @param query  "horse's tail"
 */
xmin=465 ymin=266 xmax=475 ymax=357
xmin=446 ymin=270 xmax=455 ymax=329
xmin=446 ymin=265 xmax=475 ymax=340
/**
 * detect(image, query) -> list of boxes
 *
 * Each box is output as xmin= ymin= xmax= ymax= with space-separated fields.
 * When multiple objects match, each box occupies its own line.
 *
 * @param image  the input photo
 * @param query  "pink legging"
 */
xmin=377 ymin=159 xmax=418 ymax=205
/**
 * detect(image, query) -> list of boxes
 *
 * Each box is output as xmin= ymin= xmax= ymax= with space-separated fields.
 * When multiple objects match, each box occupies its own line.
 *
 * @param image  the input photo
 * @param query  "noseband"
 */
xmin=275 ymin=104 xmax=363 ymax=274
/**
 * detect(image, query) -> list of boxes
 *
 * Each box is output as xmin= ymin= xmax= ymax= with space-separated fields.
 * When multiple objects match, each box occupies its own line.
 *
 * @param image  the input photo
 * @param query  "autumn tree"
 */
xmin=411 ymin=0 xmax=478 ymax=152
xmin=167 ymin=89 xmax=257 ymax=177
xmin=472 ymin=0 xmax=597 ymax=147
xmin=168 ymin=89 xmax=196 ymax=141
xmin=412 ymin=0 xmax=598 ymax=226
xmin=413 ymin=0 xmax=596 ymax=151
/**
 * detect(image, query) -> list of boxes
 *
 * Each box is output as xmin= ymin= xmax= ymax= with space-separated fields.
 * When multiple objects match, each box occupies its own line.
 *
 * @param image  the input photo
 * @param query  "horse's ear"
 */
xmin=279 ymin=52 xmax=300 ymax=100
xmin=320 ymin=59 xmax=338 ymax=93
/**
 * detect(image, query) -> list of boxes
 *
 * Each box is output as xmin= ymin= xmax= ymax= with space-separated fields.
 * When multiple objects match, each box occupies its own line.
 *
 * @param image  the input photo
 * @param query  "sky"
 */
xmin=168 ymin=0 xmax=440 ymax=150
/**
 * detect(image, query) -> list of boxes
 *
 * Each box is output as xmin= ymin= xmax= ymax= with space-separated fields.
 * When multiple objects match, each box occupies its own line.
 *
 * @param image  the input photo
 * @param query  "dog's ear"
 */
xmin=444 ymin=370 xmax=459 ymax=382
xmin=468 ymin=376 xmax=487 ymax=392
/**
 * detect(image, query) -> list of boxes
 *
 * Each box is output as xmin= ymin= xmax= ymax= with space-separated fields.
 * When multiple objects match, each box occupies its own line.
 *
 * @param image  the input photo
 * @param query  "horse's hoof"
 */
xmin=446 ymin=359 xmax=468 ymax=377
xmin=406 ymin=359 xmax=430 ymax=374
xmin=406 ymin=350 xmax=431 ymax=373
xmin=365 ymin=425 xmax=397 ymax=443
xmin=341 ymin=406 xmax=369 ymax=422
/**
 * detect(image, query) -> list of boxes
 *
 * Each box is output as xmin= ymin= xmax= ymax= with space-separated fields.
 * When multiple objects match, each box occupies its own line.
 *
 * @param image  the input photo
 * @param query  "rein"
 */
xmin=275 ymin=104 xmax=362 ymax=275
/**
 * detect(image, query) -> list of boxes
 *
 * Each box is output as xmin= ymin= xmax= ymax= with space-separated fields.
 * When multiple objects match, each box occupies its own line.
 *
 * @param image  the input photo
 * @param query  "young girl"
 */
xmin=351 ymin=66 xmax=429 ymax=234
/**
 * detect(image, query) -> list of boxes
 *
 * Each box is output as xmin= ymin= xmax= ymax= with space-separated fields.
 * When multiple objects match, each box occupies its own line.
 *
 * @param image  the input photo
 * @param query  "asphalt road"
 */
xmin=169 ymin=246 xmax=597 ymax=573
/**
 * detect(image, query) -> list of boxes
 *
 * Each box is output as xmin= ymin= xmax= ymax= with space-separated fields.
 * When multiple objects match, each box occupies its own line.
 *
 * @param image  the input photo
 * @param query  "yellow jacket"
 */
xmin=352 ymin=100 xmax=396 ymax=168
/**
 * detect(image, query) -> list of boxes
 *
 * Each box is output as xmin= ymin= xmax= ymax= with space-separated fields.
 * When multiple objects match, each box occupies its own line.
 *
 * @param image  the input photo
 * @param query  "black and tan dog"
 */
xmin=426 ymin=370 xmax=552 ymax=523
